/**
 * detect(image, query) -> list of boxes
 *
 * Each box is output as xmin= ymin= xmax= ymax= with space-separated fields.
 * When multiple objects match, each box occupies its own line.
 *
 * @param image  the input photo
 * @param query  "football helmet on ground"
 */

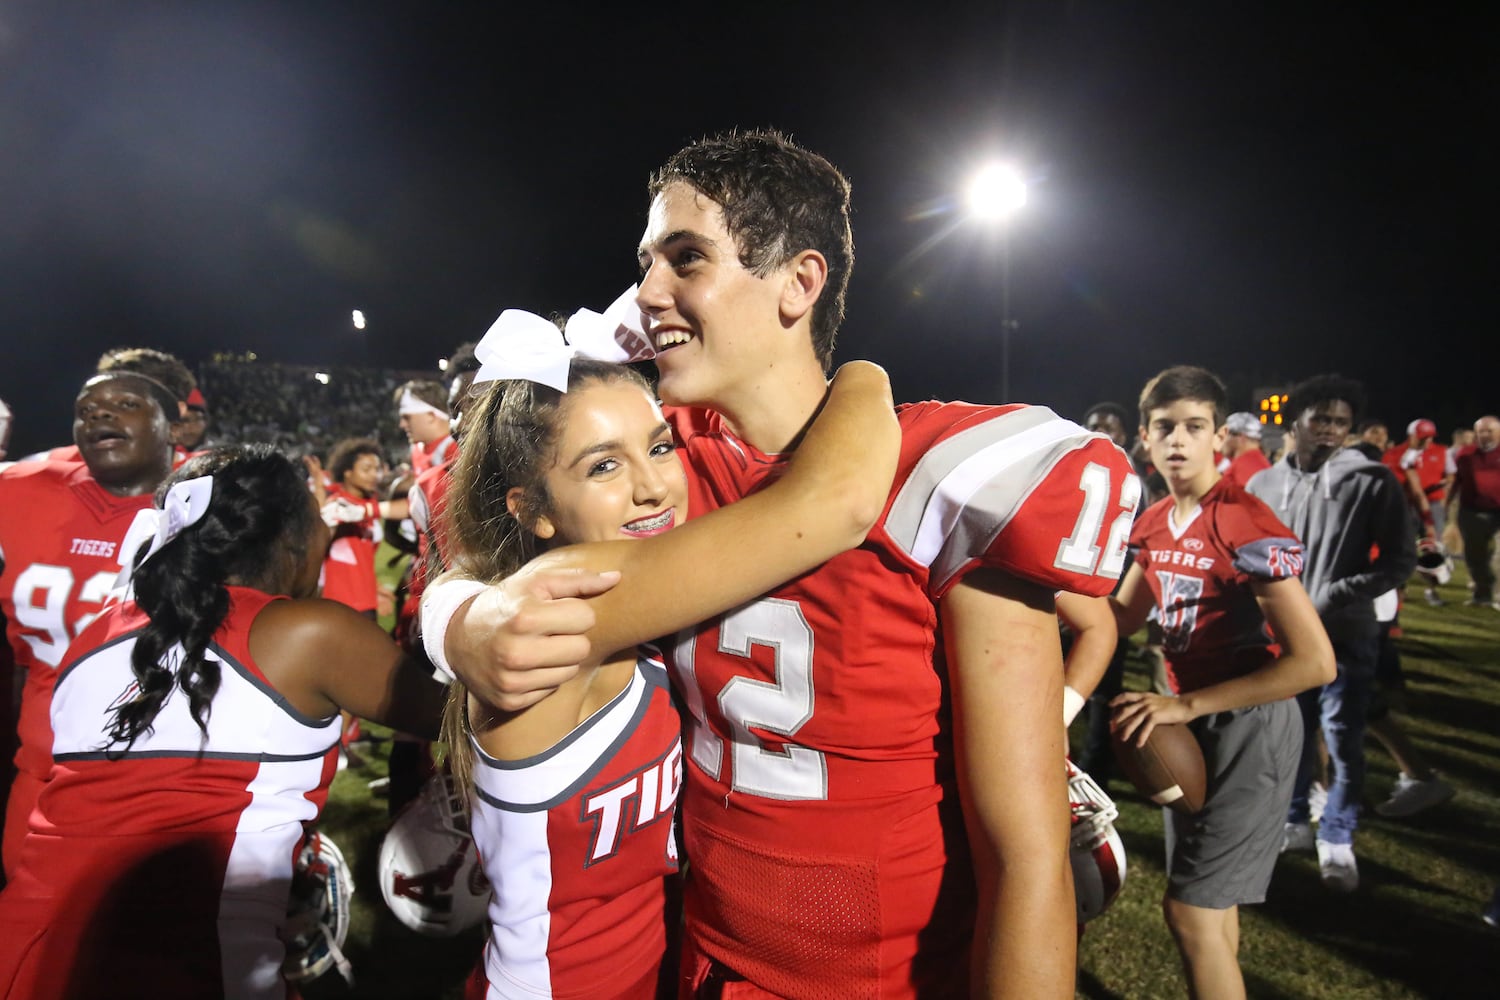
xmin=378 ymin=770 xmax=491 ymax=937
xmin=282 ymin=830 xmax=355 ymax=986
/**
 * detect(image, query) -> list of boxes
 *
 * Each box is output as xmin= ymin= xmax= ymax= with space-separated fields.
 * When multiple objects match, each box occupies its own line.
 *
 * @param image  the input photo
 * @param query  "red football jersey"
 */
xmin=467 ymin=651 xmax=680 ymax=999
xmin=320 ymin=483 xmax=381 ymax=613
xmin=410 ymin=434 xmax=456 ymax=477
xmin=663 ymin=401 xmax=1138 ymax=998
xmin=1130 ymin=478 xmax=1303 ymax=693
xmin=0 ymin=588 xmax=338 ymax=999
xmin=0 ymin=459 xmax=155 ymax=781
xmin=1397 ymin=442 xmax=1454 ymax=500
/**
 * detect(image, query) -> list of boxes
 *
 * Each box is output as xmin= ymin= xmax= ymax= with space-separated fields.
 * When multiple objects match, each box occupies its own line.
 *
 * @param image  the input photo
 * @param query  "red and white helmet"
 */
xmin=282 ymin=830 xmax=355 ymax=986
xmin=379 ymin=771 xmax=491 ymax=937
xmin=1067 ymin=760 xmax=1127 ymax=924
xmin=1415 ymin=538 xmax=1453 ymax=586
xmin=1408 ymin=418 xmax=1438 ymax=442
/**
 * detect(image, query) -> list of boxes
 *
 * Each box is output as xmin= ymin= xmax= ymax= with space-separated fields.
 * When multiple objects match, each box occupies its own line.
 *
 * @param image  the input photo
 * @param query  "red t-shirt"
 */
xmin=1454 ymin=444 xmax=1500 ymax=511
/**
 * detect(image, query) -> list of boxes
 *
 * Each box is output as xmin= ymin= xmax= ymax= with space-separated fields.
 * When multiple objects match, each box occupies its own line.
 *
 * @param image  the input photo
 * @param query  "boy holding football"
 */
xmin=1110 ymin=366 xmax=1333 ymax=1000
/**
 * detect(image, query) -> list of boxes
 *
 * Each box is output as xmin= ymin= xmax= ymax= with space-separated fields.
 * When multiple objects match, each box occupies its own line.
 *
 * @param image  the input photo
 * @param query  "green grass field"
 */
xmin=308 ymin=547 xmax=1499 ymax=999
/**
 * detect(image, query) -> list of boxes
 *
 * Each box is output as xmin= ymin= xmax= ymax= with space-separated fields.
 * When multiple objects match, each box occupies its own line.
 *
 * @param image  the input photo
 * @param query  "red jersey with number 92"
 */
xmin=664 ymin=401 xmax=1138 ymax=999
xmin=0 ymin=459 xmax=154 ymax=780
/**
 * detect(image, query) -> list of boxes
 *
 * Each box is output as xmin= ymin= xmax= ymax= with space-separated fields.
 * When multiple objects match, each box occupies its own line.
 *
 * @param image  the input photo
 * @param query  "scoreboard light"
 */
xmin=1259 ymin=393 xmax=1288 ymax=426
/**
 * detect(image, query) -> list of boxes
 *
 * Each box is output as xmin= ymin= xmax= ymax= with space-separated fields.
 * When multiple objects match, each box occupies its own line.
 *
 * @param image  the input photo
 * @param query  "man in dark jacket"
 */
xmin=1247 ymin=374 xmax=1416 ymax=892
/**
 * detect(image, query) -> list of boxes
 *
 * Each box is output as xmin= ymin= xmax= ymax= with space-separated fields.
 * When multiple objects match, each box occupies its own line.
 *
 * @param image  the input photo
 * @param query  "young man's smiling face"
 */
xmin=635 ymin=182 xmax=789 ymax=410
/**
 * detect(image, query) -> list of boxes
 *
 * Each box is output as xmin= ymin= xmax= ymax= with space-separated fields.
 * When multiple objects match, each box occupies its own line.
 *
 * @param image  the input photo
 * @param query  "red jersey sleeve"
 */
xmin=1214 ymin=485 xmax=1304 ymax=580
xmin=881 ymin=402 xmax=1142 ymax=599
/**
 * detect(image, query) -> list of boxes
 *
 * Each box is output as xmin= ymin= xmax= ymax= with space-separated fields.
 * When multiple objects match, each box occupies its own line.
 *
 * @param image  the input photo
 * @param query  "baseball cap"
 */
xmin=186 ymin=387 xmax=208 ymax=412
xmin=1225 ymin=412 xmax=1262 ymax=439
xmin=1408 ymin=418 xmax=1437 ymax=439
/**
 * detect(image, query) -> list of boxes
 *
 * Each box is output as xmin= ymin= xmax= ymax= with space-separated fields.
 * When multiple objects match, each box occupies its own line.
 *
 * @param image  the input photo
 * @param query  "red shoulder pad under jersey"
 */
xmin=881 ymin=402 xmax=1142 ymax=599
xmin=1211 ymin=481 xmax=1304 ymax=580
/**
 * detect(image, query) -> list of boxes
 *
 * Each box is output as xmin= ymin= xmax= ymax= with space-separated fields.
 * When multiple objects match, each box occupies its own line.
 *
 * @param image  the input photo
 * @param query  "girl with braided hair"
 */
xmin=0 ymin=444 xmax=447 ymax=1000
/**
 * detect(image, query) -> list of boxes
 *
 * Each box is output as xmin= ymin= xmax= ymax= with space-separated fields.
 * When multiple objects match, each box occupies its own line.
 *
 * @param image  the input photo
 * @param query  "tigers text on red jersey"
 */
xmin=663 ymin=401 xmax=1138 ymax=998
xmin=1130 ymin=478 xmax=1302 ymax=694
xmin=0 ymin=588 xmax=339 ymax=1000
xmin=467 ymin=652 xmax=681 ymax=999
xmin=0 ymin=459 xmax=155 ymax=780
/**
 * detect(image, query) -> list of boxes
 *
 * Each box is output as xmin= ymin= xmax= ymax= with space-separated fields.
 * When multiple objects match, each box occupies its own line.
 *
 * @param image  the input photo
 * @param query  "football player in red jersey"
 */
xmin=0 ymin=445 xmax=446 ymax=999
xmin=429 ymin=130 xmax=1138 ymax=998
xmin=395 ymin=379 xmax=456 ymax=476
xmin=0 ymin=369 xmax=178 ymax=880
xmin=1110 ymin=366 xmax=1333 ymax=1000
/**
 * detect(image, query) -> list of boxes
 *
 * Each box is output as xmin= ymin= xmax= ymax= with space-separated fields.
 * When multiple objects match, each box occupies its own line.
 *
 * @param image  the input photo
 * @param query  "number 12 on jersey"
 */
xmin=671 ymin=597 xmax=829 ymax=802
xmin=1055 ymin=462 xmax=1141 ymax=579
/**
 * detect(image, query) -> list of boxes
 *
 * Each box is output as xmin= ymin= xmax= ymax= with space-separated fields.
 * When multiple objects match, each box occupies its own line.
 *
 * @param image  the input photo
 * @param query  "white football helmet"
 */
xmin=1067 ymin=760 xmax=1127 ymax=924
xmin=1415 ymin=538 xmax=1453 ymax=586
xmin=282 ymin=830 xmax=355 ymax=986
xmin=379 ymin=771 xmax=491 ymax=937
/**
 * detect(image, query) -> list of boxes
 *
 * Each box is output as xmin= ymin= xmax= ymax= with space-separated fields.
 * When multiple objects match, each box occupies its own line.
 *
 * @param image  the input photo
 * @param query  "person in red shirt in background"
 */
xmin=1219 ymin=412 xmax=1272 ymax=488
xmin=1385 ymin=418 xmax=1455 ymax=537
xmin=1454 ymin=415 xmax=1500 ymax=609
xmin=1385 ymin=418 xmax=1456 ymax=605
xmin=394 ymin=379 xmax=454 ymax=476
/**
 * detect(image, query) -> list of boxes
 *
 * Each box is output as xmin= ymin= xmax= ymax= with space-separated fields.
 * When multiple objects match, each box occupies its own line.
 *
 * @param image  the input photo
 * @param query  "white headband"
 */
xmin=472 ymin=285 xmax=654 ymax=392
xmin=113 ymin=476 xmax=216 ymax=590
xmin=399 ymin=388 xmax=448 ymax=419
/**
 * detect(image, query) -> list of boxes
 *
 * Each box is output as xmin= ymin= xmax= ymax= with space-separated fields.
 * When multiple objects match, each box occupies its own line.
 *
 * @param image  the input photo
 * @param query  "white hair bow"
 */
xmin=114 ymin=476 xmax=216 ymax=589
xmin=472 ymin=285 xmax=654 ymax=392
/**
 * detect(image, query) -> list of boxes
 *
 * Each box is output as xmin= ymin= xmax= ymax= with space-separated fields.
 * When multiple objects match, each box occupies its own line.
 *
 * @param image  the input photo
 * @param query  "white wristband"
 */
xmin=1063 ymin=685 xmax=1087 ymax=726
xmin=420 ymin=578 xmax=489 ymax=683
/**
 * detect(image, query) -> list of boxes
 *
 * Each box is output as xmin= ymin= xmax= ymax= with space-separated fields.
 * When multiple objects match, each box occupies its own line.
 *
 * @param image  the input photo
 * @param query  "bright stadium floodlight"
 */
xmin=314 ymin=372 xmax=331 ymax=385
xmin=966 ymin=163 xmax=1028 ymax=222
xmin=352 ymin=310 xmax=366 ymax=330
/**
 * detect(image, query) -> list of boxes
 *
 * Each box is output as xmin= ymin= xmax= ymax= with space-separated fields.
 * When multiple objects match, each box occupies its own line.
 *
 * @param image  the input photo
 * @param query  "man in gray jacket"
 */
xmin=1247 ymin=374 xmax=1416 ymax=892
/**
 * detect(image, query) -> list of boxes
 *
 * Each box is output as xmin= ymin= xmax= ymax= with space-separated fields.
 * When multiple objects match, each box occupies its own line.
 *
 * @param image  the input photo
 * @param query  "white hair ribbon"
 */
xmin=398 ymin=388 xmax=448 ymax=418
xmin=114 ymin=476 xmax=217 ymax=591
xmin=472 ymin=285 xmax=654 ymax=392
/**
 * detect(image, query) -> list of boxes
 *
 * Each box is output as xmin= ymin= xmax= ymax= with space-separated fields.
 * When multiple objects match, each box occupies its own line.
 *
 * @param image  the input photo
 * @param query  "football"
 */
xmin=1110 ymin=722 xmax=1207 ymax=815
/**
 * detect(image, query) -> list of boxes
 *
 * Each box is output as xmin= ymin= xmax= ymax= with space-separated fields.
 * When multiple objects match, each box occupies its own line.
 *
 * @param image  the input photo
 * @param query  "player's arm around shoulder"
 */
xmin=425 ymin=361 xmax=900 ymax=713
xmin=251 ymin=596 xmax=448 ymax=739
xmin=941 ymin=569 xmax=1075 ymax=999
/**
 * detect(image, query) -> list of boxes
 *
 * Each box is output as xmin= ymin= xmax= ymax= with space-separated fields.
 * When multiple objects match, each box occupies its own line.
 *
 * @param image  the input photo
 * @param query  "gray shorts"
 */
xmin=1164 ymin=698 xmax=1301 ymax=908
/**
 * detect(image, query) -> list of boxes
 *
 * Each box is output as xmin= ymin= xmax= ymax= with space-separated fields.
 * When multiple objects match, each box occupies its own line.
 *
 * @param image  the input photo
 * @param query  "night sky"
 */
xmin=2 ymin=2 xmax=1494 ymax=457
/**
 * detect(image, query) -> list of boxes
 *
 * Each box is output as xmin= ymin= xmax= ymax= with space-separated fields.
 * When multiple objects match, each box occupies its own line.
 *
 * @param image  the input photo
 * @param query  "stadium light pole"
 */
xmin=965 ymin=163 xmax=1027 ymax=401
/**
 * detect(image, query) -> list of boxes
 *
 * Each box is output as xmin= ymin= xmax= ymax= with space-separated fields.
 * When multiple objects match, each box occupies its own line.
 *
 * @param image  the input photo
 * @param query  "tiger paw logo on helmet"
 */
xmin=379 ymin=772 xmax=491 ymax=936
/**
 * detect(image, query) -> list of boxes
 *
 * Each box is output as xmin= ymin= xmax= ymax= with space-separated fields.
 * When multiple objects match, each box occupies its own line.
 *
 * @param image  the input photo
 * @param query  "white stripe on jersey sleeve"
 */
xmin=886 ymin=406 xmax=1101 ymax=591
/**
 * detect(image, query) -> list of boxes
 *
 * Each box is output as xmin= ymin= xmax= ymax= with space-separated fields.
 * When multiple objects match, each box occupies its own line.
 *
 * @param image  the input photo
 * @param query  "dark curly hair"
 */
xmin=1284 ymin=374 xmax=1366 ymax=426
xmin=326 ymin=438 xmax=385 ymax=488
xmin=107 ymin=445 xmax=320 ymax=752
xmin=649 ymin=129 xmax=853 ymax=372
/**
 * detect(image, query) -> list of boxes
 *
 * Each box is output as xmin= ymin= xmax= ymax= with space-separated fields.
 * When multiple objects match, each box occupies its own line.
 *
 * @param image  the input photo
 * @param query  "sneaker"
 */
xmin=1485 ymin=888 xmax=1500 ymax=930
xmin=1376 ymin=772 xmax=1455 ymax=818
xmin=1465 ymin=596 xmax=1497 ymax=608
xmin=1424 ymin=588 xmax=1445 ymax=607
xmin=1317 ymin=840 xmax=1359 ymax=892
xmin=1282 ymin=821 xmax=1315 ymax=854
xmin=1309 ymin=781 xmax=1328 ymax=824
